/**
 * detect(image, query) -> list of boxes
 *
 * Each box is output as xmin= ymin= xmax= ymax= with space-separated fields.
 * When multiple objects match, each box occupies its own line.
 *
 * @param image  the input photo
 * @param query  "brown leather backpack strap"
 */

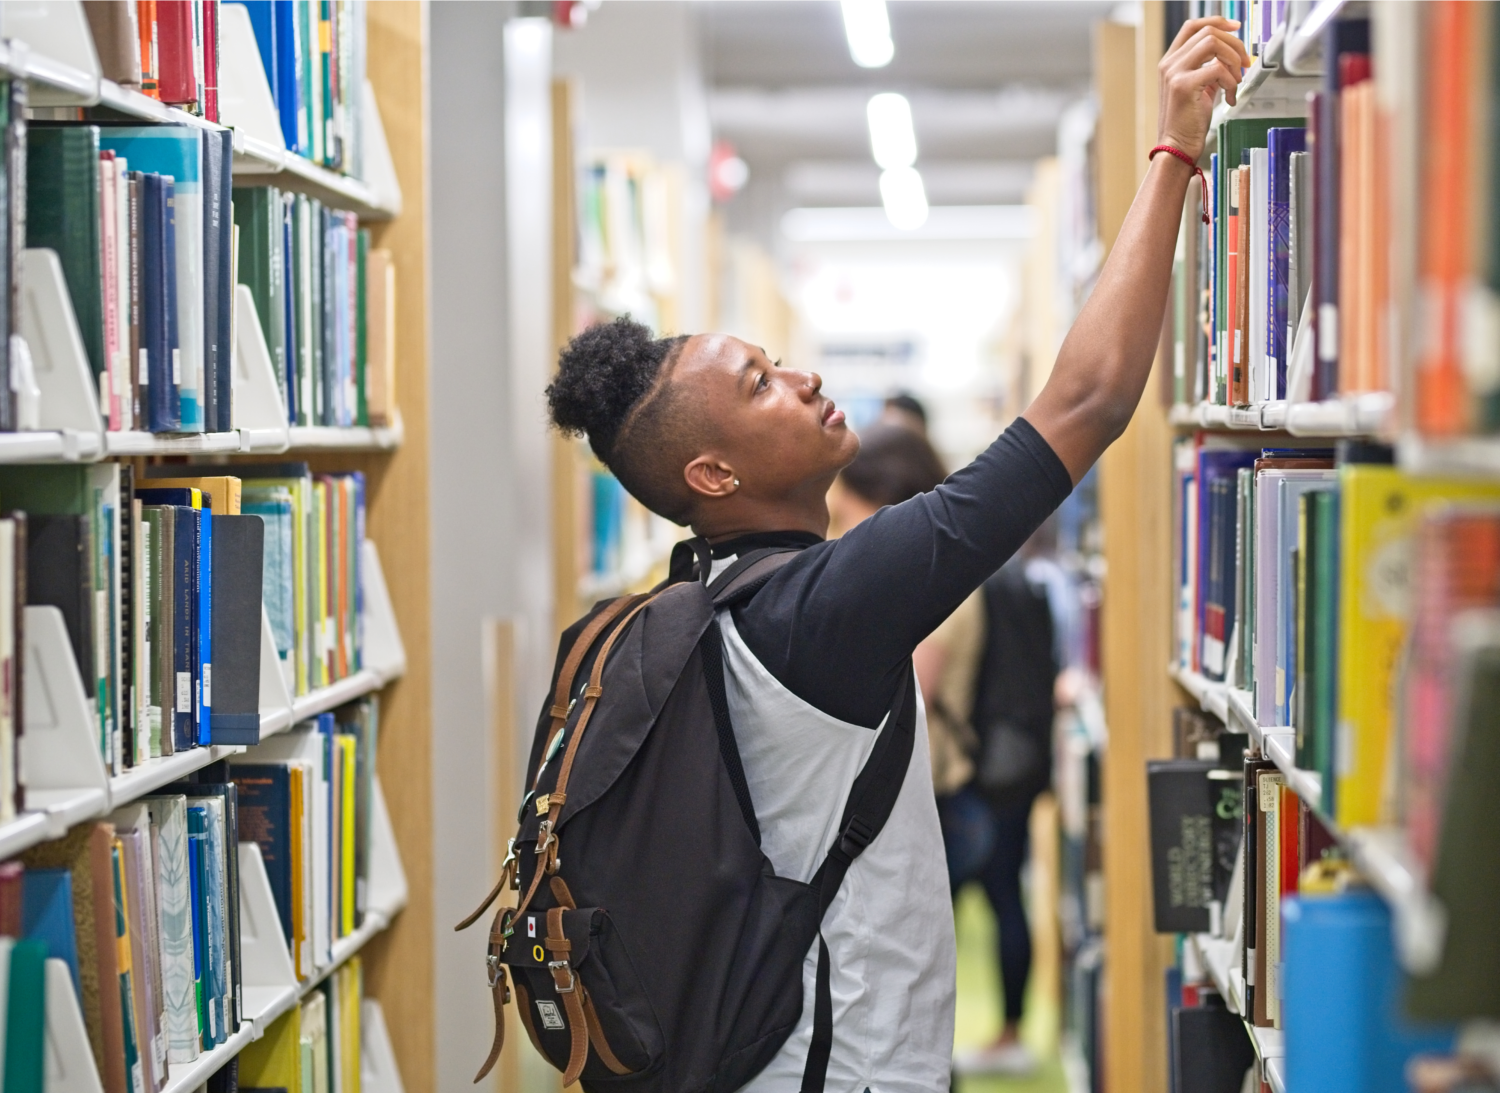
xmin=544 ymin=594 xmax=640 ymax=745
xmin=470 ymin=905 xmax=512 ymax=1083
xmin=546 ymin=876 xmax=630 ymax=1075
xmin=546 ymin=904 xmax=590 ymax=1086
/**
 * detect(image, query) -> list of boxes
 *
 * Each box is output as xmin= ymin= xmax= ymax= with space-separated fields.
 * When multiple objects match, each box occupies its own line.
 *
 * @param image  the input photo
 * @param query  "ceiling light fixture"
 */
xmin=879 ymin=166 xmax=929 ymax=231
xmin=866 ymin=92 xmax=916 ymax=170
xmin=841 ymin=0 xmax=894 ymax=68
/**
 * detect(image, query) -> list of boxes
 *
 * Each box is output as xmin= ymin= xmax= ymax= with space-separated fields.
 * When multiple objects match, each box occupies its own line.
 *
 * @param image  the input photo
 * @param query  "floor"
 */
xmin=951 ymin=826 xmax=1070 ymax=1093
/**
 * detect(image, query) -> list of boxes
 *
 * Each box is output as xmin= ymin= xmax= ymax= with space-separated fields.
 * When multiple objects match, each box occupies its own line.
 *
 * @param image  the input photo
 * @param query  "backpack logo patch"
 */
xmin=527 ymin=916 xmax=536 ymax=938
xmin=536 ymin=1000 xmax=565 ymax=1031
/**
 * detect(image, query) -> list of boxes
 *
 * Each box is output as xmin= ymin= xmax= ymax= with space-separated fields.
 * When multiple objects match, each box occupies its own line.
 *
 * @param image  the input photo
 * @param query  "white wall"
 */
xmin=430 ymin=6 xmax=562 ymax=1089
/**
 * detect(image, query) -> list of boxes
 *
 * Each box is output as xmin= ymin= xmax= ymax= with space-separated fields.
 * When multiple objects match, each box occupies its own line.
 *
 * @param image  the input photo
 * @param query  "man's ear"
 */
xmin=684 ymin=456 xmax=738 ymax=499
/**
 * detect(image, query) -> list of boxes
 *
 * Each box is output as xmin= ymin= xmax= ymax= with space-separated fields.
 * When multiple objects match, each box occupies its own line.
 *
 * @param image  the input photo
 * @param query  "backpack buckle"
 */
xmin=536 ymin=820 xmax=556 ymax=855
xmin=486 ymin=953 xmax=504 ymax=988
xmin=838 ymin=816 xmax=875 ymax=858
xmin=548 ymin=960 xmax=577 ymax=993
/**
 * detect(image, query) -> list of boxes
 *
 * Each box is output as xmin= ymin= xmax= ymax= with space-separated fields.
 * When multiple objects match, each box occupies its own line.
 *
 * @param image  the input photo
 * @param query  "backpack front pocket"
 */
xmin=506 ymin=905 xmax=664 ymax=1082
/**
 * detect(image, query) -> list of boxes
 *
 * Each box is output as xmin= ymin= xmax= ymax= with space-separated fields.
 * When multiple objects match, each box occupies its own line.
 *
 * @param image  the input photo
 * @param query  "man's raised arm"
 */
xmin=1024 ymin=17 xmax=1252 ymax=484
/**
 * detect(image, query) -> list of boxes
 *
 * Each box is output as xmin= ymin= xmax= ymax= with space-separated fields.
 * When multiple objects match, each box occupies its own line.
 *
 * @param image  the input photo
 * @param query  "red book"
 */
xmin=0 ymin=860 xmax=21 ymax=936
xmin=202 ymin=0 xmax=219 ymax=122
xmin=155 ymin=0 xmax=197 ymax=106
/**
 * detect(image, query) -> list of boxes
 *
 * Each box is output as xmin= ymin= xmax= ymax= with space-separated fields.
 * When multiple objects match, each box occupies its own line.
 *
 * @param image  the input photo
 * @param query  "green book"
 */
xmin=111 ymin=842 xmax=142 ymax=1093
xmin=232 ymin=186 xmax=288 ymax=414
xmin=3 ymin=939 xmax=46 ymax=1093
xmin=355 ymin=228 xmax=369 ymax=427
xmin=27 ymin=126 xmax=104 ymax=380
xmin=1307 ymin=488 xmax=1339 ymax=799
xmin=1408 ymin=639 xmax=1500 ymax=1019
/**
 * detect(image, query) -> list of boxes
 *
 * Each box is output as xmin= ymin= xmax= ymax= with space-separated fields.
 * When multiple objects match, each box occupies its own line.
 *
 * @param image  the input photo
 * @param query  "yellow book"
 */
xmin=301 ymin=992 xmax=327 ymax=1093
xmin=338 ymin=734 xmax=356 ymax=937
xmin=338 ymin=959 xmax=362 ymax=1093
xmin=1335 ymin=465 xmax=1500 ymax=827
xmin=241 ymin=1005 xmax=303 ymax=1093
xmin=140 ymin=476 xmax=242 ymax=515
xmin=289 ymin=763 xmax=307 ymax=979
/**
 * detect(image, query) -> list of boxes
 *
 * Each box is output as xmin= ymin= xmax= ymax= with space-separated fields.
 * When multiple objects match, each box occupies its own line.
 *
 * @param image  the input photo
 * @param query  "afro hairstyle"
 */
xmin=546 ymin=316 xmax=698 ymax=523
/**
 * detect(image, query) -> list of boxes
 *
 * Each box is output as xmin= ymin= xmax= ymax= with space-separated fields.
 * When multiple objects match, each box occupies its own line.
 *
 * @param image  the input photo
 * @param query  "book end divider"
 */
xmin=216 ymin=5 xmax=287 ymax=157
xmin=233 ymin=285 xmax=293 ymax=455
xmin=360 ymin=1000 xmax=407 ymax=1093
xmin=19 ymin=604 xmax=110 ymax=822
xmin=238 ymin=841 xmax=300 ymax=1030
xmin=18 ymin=248 xmax=106 ymax=455
xmin=0 ymin=0 xmax=100 ymax=107
xmin=46 ymin=955 xmax=103 ymax=1093
xmin=360 ymin=541 xmax=406 ymax=684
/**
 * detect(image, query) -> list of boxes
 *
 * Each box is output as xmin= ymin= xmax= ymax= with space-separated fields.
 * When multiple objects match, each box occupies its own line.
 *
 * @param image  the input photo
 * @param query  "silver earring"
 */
xmin=733 ymin=478 xmax=741 ymax=488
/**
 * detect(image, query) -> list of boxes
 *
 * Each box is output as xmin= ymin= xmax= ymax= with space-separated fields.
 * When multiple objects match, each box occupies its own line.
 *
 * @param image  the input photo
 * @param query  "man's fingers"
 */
xmin=1169 ymin=31 xmax=1247 ymax=86
xmin=1168 ymin=14 xmax=1240 ymax=55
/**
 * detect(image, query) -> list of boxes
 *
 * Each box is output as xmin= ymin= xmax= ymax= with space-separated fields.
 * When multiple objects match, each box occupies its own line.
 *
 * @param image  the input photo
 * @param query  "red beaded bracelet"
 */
xmin=1150 ymin=144 xmax=1210 ymax=225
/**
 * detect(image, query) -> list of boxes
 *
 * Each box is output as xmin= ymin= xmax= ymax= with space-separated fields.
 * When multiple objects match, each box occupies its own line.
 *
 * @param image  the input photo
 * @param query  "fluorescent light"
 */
xmin=866 ymin=92 xmax=916 ymax=170
xmin=879 ymin=167 xmax=928 ymax=230
xmin=841 ymin=0 xmax=894 ymax=68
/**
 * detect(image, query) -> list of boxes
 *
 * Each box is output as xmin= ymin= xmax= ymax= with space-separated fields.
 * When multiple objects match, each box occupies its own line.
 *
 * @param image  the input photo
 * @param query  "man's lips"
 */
xmin=822 ymin=401 xmax=845 ymax=427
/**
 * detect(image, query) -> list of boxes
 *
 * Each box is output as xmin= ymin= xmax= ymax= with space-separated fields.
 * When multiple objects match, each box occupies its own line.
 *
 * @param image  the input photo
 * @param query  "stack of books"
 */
xmin=229 ymin=700 xmax=381 ymax=975
xmin=239 ymin=956 xmax=366 ymax=1093
xmin=236 ymin=185 xmax=397 ymax=430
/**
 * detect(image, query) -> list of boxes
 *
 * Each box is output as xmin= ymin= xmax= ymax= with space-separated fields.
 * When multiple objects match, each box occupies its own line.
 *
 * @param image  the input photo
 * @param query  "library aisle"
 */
xmin=11 ymin=3 xmax=1500 ymax=1093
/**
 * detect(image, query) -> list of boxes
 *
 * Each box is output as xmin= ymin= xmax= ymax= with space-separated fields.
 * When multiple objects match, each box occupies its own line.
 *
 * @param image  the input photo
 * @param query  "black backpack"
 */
xmin=456 ymin=543 xmax=915 ymax=1092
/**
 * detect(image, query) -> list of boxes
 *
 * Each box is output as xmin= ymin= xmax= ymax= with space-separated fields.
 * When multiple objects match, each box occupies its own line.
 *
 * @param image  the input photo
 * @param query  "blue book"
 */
xmin=165 ymin=176 xmax=182 ymax=427
xmin=244 ymin=494 xmax=294 ymax=665
xmin=186 ymin=805 xmax=209 ymax=1047
xmin=1284 ymin=891 xmax=1454 ymax=1093
xmin=189 ymin=796 xmax=229 ymax=1046
xmin=1267 ymin=127 xmax=1307 ymax=398
xmin=234 ymin=2 xmax=278 ymax=109
xmin=200 ymin=503 xmax=212 ymax=744
xmin=1195 ymin=449 xmax=1256 ymax=676
xmin=98 ymin=128 xmax=203 ymax=431
xmin=140 ymin=173 xmax=180 ymax=432
xmin=228 ymin=764 xmax=294 ymax=945
xmin=273 ymin=0 xmax=304 ymax=156
xmin=20 ymin=868 xmax=80 ymax=997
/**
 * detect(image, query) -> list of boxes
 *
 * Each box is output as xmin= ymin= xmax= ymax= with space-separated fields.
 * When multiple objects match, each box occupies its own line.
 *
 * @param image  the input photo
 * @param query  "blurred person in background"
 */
xmin=882 ymin=391 xmax=929 ymax=436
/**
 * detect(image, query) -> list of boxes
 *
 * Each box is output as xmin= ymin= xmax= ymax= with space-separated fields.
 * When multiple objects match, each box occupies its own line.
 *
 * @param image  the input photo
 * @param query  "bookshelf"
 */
xmin=549 ymin=79 xmax=694 ymax=630
xmin=0 ymin=4 xmax=436 ymax=1093
xmin=1101 ymin=2 xmax=1500 ymax=1089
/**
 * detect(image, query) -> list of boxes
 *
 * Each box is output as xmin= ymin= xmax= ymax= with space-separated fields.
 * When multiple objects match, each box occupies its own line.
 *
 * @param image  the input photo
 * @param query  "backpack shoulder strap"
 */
xmin=707 ymin=547 xmax=800 ymax=608
xmin=800 ymin=666 xmax=917 ymax=1092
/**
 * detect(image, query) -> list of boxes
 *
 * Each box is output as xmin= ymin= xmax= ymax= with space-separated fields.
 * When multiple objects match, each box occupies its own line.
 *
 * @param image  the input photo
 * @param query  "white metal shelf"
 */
xmin=0 ymin=423 xmax=404 ymax=463
xmin=1167 ymin=393 xmax=1394 ymax=439
xmin=167 ymin=897 xmax=403 ymax=1093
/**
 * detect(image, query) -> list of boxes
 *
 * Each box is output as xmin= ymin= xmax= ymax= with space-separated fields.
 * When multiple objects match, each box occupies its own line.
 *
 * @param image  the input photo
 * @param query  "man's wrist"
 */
xmin=1155 ymin=134 xmax=1203 ymax=164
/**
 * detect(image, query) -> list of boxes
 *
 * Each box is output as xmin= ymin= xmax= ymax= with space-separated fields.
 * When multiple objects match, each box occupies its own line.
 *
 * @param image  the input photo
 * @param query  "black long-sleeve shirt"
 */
xmin=669 ymin=417 xmax=1074 ymax=728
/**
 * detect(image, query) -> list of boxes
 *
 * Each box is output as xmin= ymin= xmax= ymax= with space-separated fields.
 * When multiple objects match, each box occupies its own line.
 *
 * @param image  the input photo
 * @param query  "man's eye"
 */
xmin=756 ymin=373 xmax=769 ymax=392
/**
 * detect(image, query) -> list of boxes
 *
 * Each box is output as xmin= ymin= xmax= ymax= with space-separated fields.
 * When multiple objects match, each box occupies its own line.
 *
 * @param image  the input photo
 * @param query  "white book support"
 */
xmin=233 ymin=284 xmax=292 ymax=453
xmin=361 ymin=81 xmax=403 ymax=218
xmin=21 ymin=606 xmax=108 ymax=825
xmin=367 ymin=777 xmax=409 ymax=917
xmin=45 ymin=956 xmax=104 ymax=1093
xmin=360 ymin=999 xmax=406 ymax=1093
xmin=215 ymin=5 xmax=287 ymax=155
xmin=237 ymin=842 xmax=299 ymax=1028
xmin=361 ymin=541 xmax=406 ymax=683
xmin=258 ymin=607 xmax=295 ymax=740
xmin=1 ymin=1 xmax=101 ymax=107
xmin=17 ymin=249 xmax=105 ymax=455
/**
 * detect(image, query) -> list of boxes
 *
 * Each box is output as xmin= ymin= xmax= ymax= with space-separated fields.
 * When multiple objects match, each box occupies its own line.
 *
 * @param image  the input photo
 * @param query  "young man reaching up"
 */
xmin=542 ymin=19 xmax=1250 ymax=1091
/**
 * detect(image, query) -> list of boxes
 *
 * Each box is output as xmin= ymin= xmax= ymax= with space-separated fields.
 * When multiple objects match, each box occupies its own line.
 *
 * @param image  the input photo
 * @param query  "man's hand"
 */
xmin=1157 ymin=17 xmax=1253 ymax=161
